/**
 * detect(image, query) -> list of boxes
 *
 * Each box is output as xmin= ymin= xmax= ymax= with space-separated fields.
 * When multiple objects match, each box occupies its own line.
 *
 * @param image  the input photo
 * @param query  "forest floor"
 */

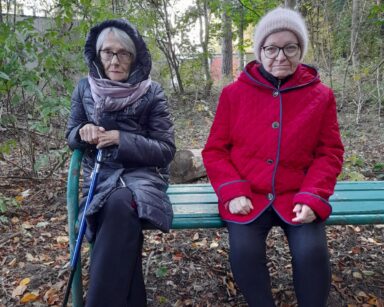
xmin=0 ymin=93 xmax=384 ymax=307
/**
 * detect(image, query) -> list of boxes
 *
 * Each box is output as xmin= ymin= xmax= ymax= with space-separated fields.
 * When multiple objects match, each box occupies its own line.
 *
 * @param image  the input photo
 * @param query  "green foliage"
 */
xmin=373 ymin=163 xmax=384 ymax=172
xmin=0 ymin=193 xmax=19 ymax=223
xmin=0 ymin=140 xmax=17 ymax=155
xmin=155 ymin=266 xmax=168 ymax=278
xmin=0 ymin=15 xmax=79 ymax=176
xmin=369 ymin=3 xmax=384 ymax=25
xmin=339 ymin=154 xmax=367 ymax=181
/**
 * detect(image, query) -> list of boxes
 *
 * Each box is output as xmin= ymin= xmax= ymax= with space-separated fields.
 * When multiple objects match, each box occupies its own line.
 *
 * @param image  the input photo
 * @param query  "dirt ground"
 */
xmin=0 ymin=95 xmax=383 ymax=306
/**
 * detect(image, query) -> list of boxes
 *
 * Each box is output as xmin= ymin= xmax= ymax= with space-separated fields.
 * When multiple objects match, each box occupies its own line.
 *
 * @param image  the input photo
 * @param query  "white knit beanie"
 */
xmin=253 ymin=7 xmax=308 ymax=62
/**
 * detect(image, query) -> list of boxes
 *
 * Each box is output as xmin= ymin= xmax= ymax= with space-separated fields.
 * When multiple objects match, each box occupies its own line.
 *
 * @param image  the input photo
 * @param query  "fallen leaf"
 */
xmin=8 ymin=258 xmax=17 ymax=267
xmin=21 ymin=189 xmax=31 ymax=198
xmin=12 ymin=285 xmax=27 ymax=298
xmin=44 ymin=288 xmax=59 ymax=305
xmin=362 ymin=270 xmax=375 ymax=276
xmin=172 ymin=252 xmax=183 ymax=261
xmin=20 ymin=278 xmax=30 ymax=286
xmin=15 ymin=195 xmax=24 ymax=203
xmin=351 ymin=246 xmax=362 ymax=254
xmin=36 ymin=221 xmax=49 ymax=228
xmin=21 ymin=222 xmax=33 ymax=230
xmin=353 ymin=272 xmax=363 ymax=279
xmin=356 ymin=290 xmax=368 ymax=298
xmin=210 ymin=241 xmax=219 ymax=248
xmin=26 ymin=253 xmax=36 ymax=262
xmin=332 ymin=274 xmax=343 ymax=282
xmin=20 ymin=292 xmax=39 ymax=303
xmin=56 ymin=236 xmax=69 ymax=244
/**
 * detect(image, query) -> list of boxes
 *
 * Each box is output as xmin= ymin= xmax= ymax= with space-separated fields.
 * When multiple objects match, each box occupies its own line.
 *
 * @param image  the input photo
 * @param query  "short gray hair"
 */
xmin=96 ymin=27 xmax=137 ymax=60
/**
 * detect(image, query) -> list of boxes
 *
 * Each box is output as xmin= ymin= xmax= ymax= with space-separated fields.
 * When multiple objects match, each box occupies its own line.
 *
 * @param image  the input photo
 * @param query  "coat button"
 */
xmin=267 ymin=193 xmax=274 ymax=200
xmin=266 ymin=159 xmax=274 ymax=165
xmin=272 ymin=122 xmax=280 ymax=128
xmin=272 ymin=90 xmax=279 ymax=97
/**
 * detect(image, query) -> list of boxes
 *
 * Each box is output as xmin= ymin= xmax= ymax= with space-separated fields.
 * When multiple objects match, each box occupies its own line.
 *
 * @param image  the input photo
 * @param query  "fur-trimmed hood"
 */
xmin=84 ymin=19 xmax=151 ymax=84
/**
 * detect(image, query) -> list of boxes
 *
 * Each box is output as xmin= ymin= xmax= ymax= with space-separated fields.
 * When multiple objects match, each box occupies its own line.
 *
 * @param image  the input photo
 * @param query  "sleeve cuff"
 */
xmin=293 ymin=192 xmax=332 ymax=220
xmin=218 ymin=180 xmax=252 ymax=204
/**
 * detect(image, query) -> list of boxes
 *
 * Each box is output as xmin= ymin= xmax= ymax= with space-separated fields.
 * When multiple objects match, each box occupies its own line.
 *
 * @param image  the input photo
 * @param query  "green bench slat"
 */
xmin=170 ymin=202 xmax=384 ymax=216
xmin=168 ymin=182 xmax=384 ymax=193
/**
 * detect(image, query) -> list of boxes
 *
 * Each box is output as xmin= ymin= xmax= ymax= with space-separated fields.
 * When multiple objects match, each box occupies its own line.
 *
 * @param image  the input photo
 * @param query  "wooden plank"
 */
xmin=167 ymin=182 xmax=384 ymax=194
xmin=170 ymin=213 xmax=384 ymax=228
xmin=168 ymin=190 xmax=384 ymax=203
xmin=171 ymin=202 xmax=384 ymax=215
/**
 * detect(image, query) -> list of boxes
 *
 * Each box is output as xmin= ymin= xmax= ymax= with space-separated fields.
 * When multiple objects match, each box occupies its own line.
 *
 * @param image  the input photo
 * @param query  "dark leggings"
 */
xmin=85 ymin=188 xmax=147 ymax=307
xmin=227 ymin=208 xmax=330 ymax=307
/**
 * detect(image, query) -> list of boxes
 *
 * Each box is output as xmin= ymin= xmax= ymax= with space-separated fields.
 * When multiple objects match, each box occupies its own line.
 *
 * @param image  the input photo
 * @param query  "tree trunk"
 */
xmin=13 ymin=0 xmax=16 ymax=26
xmin=221 ymin=0 xmax=233 ymax=83
xmin=351 ymin=0 xmax=359 ymax=68
xmin=198 ymin=0 xmax=212 ymax=96
xmin=237 ymin=4 xmax=245 ymax=71
xmin=151 ymin=0 xmax=184 ymax=94
xmin=377 ymin=0 xmax=383 ymax=120
xmin=170 ymin=149 xmax=206 ymax=183
xmin=285 ymin=0 xmax=296 ymax=9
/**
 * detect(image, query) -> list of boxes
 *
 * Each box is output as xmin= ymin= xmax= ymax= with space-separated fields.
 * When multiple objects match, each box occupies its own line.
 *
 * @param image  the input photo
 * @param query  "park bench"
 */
xmin=66 ymin=149 xmax=384 ymax=307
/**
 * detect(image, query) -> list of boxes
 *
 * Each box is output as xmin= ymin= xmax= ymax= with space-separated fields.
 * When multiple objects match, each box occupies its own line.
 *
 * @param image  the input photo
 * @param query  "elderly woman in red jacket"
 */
xmin=202 ymin=7 xmax=344 ymax=307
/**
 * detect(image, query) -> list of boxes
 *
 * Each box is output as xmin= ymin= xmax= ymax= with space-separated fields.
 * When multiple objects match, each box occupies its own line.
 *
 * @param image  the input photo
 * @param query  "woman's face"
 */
xmin=99 ymin=33 xmax=133 ymax=81
xmin=260 ymin=31 xmax=301 ymax=79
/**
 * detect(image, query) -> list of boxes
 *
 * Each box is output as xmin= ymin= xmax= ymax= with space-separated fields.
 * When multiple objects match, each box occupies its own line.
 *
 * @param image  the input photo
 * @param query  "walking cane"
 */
xmin=62 ymin=150 xmax=103 ymax=307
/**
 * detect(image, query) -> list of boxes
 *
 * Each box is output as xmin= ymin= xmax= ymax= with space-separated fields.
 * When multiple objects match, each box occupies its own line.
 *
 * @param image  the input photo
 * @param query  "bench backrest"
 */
xmin=68 ymin=149 xmax=384 ymax=228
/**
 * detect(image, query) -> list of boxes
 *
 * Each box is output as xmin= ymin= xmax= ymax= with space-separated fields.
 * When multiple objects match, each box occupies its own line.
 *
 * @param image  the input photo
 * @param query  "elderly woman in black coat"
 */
xmin=66 ymin=19 xmax=176 ymax=307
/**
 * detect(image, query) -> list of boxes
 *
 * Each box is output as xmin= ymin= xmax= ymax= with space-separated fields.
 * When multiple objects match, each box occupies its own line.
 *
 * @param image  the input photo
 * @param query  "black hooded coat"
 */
xmin=66 ymin=19 xmax=176 ymax=241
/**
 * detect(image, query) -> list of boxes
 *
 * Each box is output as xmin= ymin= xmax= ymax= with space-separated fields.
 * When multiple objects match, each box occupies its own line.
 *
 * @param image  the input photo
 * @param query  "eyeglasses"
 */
xmin=99 ymin=49 xmax=132 ymax=63
xmin=261 ymin=43 xmax=300 ymax=59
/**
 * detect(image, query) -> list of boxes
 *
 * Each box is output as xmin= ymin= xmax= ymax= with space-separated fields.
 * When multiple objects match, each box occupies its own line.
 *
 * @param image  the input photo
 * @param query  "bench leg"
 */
xmin=71 ymin=257 xmax=84 ymax=307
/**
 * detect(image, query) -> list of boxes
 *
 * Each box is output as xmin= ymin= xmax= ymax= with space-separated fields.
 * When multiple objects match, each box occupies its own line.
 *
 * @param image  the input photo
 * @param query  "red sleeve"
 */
xmin=202 ymin=88 xmax=252 ymax=204
xmin=293 ymin=90 xmax=344 ymax=220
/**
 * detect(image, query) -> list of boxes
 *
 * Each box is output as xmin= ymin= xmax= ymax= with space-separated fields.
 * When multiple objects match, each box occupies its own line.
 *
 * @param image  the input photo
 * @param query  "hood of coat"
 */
xmin=239 ymin=60 xmax=320 ymax=91
xmin=84 ymin=19 xmax=151 ymax=84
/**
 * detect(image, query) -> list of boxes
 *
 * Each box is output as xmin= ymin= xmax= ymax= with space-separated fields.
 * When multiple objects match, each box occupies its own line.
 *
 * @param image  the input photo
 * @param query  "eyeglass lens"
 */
xmin=262 ymin=44 xmax=299 ymax=59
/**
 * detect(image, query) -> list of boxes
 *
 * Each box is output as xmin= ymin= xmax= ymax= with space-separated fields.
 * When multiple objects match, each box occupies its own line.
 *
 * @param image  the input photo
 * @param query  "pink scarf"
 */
xmin=88 ymin=75 xmax=151 ymax=123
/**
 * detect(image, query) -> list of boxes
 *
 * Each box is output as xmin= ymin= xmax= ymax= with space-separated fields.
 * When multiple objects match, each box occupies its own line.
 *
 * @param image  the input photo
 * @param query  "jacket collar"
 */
xmin=258 ymin=64 xmax=292 ymax=88
xmin=240 ymin=61 xmax=320 ymax=91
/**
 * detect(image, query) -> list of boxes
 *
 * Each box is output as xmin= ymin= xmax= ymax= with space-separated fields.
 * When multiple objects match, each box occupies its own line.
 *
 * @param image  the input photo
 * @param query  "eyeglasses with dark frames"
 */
xmin=261 ymin=43 xmax=300 ymax=59
xmin=99 ymin=50 xmax=132 ymax=63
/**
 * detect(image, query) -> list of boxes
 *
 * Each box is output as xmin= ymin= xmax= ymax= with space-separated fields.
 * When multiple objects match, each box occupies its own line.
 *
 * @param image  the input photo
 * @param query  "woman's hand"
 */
xmin=79 ymin=123 xmax=100 ymax=144
xmin=292 ymin=204 xmax=316 ymax=223
xmin=228 ymin=196 xmax=253 ymax=215
xmin=79 ymin=124 xmax=119 ymax=148
xmin=96 ymin=127 xmax=119 ymax=148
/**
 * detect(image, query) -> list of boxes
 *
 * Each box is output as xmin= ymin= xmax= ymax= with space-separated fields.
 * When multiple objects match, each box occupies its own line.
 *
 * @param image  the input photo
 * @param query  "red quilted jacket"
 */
xmin=202 ymin=61 xmax=344 ymax=224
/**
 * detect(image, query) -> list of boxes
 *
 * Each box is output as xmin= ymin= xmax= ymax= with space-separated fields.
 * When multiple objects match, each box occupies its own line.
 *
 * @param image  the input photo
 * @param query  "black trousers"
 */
xmin=85 ymin=188 xmax=147 ymax=307
xmin=227 ymin=208 xmax=331 ymax=307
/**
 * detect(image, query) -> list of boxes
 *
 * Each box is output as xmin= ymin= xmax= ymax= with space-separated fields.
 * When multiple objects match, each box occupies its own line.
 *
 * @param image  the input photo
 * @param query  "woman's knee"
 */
xmin=228 ymin=225 xmax=267 ymax=261
xmin=290 ymin=236 xmax=329 ymax=266
xmin=102 ymin=188 xmax=136 ymax=220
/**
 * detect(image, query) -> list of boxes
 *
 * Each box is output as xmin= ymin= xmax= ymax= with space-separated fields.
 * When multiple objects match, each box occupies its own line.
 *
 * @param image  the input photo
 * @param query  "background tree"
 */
xmin=285 ymin=0 xmax=296 ymax=8
xmin=197 ymin=0 xmax=213 ymax=95
xmin=220 ymin=0 xmax=233 ymax=83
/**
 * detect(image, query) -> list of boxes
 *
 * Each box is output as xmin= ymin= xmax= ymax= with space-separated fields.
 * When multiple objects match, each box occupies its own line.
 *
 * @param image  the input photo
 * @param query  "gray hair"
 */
xmin=96 ymin=27 xmax=137 ymax=60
